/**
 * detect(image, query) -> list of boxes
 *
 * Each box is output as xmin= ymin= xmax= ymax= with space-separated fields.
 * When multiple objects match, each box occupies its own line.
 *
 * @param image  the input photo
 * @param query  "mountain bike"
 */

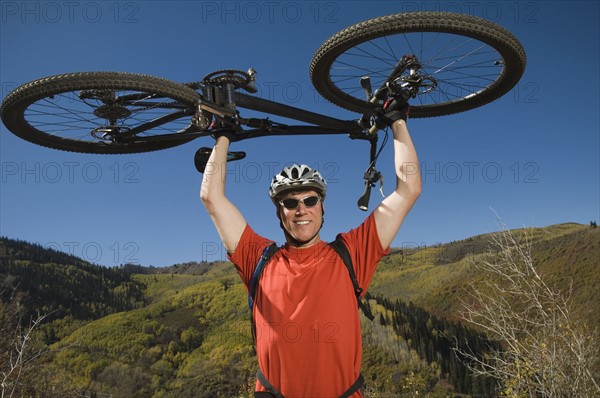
xmin=0 ymin=11 xmax=526 ymax=210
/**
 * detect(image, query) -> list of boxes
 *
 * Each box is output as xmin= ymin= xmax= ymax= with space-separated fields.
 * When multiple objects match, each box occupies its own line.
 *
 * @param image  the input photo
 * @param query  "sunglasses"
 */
xmin=279 ymin=195 xmax=321 ymax=210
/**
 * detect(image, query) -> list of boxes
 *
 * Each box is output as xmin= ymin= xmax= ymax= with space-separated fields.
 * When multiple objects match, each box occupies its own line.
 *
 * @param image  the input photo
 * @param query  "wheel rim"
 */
xmin=318 ymin=28 xmax=519 ymax=117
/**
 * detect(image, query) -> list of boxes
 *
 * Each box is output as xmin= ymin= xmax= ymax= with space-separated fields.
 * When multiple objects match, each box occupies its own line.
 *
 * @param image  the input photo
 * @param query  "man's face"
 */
xmin=278 ymin=189 xmax=323 ymax=247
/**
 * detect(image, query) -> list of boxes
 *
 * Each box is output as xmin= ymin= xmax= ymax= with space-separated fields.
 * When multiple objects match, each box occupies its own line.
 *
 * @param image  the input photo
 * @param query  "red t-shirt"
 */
xmin=229 ymin=213 xmax=389 ymax=397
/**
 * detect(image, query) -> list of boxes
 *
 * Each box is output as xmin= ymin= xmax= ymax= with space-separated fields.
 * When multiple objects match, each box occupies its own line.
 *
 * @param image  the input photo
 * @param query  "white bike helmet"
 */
xmin=269 ymin=164 xmax=327 ymax=201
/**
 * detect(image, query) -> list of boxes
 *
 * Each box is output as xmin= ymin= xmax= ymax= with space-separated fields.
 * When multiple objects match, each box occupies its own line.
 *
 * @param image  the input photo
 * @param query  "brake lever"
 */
xmin=378 ymin=174 xmax=385 ymax=197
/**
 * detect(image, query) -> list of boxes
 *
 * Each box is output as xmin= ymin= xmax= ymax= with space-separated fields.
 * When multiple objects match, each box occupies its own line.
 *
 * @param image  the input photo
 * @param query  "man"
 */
xmin=200 ymin=98 xmax=421 ymax=397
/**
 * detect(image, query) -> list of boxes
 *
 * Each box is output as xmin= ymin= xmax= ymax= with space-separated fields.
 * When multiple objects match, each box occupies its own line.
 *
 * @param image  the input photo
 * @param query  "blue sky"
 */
xmin=1 ymin=1 xmax=598 ymax=267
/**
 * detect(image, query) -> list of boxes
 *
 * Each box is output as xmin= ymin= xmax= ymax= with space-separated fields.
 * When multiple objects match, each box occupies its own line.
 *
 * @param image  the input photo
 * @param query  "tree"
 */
xmin=456 ymin=221 xmax=600 ymax=397
xmin=0 ymin=283 xmax=82 ymax=398
xmin=1 ymin=285 xmax=48 ymax=398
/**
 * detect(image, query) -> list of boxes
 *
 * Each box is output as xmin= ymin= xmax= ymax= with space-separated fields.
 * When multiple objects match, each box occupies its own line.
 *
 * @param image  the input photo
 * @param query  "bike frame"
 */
xmin=128 ymin=86 xmax=374 ymax=144
xmin=234 ymin=92 xmax=364 ymax=136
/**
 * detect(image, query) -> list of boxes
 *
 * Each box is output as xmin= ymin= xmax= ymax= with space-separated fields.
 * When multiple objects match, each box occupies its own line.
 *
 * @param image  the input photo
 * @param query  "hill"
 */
xmin=1 ymin=223 xmax=598 ymax=397
xmin=368 ymin=223 xmax=600 ymax=329
xmin=0 ymin=237 xmax=148 ymax=343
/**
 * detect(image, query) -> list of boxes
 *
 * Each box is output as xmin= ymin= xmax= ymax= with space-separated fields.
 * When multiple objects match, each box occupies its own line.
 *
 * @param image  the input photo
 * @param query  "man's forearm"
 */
xmin=372 ymin=119 xmax=421 ymax=249
xmin=199 ymin=136 xmax=247 ymax=253
xmin=200 ymin=136 xmax=230 ymax=209
xmin=392 ymin=120 xmax=421 ymax=198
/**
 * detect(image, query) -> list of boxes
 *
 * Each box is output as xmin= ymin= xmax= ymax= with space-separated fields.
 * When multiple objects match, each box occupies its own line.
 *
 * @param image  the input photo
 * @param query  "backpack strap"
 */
xmin=256 ymin=369 xmax=285 ymax=398
xmin=248 ymin=243 xmax=279 ymax=351
xmin=248 ymin=238 xmax=374 ymax=320
xmin=250 ymin=238 xmax=370 ymax=397
xmin=255 ymin=369 xmax=364 ymax=398
xmin=339 ymin=373 xmax=365 ymax=398
xmin=248 ymin=243 xmax=278 ymax=311
xmin=329 ymin=236 xmax=375 ymax=321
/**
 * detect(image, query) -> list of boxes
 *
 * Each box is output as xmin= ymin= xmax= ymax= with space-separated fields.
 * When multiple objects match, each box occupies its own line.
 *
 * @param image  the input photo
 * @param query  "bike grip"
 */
xmin=227 ymin=151 xmax=246 ymax=162
xmin=357 ymin=183 xmax=372 ymax=211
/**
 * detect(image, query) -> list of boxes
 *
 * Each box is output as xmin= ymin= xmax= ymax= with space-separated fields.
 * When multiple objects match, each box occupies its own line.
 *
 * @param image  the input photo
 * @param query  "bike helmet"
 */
xmin=269 ymin=164 xmax=327 ymax=201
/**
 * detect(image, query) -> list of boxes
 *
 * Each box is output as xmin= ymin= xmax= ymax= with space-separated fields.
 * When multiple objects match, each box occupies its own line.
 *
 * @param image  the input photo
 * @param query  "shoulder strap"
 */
xmin=249 ymin=243 xmax=279 ymax=353
xmin=256 ymin=369 xmax=285 ymax=398
xmin=256 ymin=368 xmax=364 ymax=398
xmin=248 ymin=237 xmax=374 ymax=323
xmin=248 ymin=243 xmax=278 ymax=310
xmin=329 ymin=236 xmax=375 ymax=321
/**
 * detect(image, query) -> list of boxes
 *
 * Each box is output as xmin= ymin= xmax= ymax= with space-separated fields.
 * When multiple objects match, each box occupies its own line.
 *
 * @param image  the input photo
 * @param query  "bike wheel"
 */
xmin=310 ymin=12 xmax=526 ymax=118
xmin=1 ymin=72 xmax=201 ymax=154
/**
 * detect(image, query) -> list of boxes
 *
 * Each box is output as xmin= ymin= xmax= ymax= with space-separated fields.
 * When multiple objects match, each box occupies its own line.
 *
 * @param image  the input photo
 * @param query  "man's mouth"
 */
xmin=295 ymin=221 xmax=311 ymax=225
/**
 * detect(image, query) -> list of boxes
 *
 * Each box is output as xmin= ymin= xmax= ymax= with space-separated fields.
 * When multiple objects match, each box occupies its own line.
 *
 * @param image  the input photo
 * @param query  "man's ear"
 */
xmin=276 ymin=204 xmax=287 ymax=231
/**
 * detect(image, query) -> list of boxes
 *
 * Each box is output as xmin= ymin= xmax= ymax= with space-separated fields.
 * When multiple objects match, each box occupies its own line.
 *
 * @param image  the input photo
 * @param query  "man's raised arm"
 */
xmin=200 ymin=136 xmax=247 ymax=254
xmin=373 ymin=108 xmax=422 ymax=249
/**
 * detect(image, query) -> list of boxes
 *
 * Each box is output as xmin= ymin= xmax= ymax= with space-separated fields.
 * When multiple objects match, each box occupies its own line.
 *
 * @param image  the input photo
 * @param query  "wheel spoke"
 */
xmin=1 ymin=71 xmax=200 ymax=153
xmin=328 ymin=31 xmax=506 ymax=109
xmin=21 ymin=88 xmax=192 ymax=144
xmin=311 ymin=12 xmax=525 ymax=117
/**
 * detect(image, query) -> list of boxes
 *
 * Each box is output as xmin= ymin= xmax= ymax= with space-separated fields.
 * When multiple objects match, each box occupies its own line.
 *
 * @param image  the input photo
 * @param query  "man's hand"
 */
xmin=211 ymin=129 xmax=239 ymax=143
xmin=382 ymin=91 xmax=410 ymax=125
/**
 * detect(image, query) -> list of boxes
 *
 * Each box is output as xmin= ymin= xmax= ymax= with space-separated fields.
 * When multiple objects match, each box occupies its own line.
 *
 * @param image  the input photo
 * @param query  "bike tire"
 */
xmin=310 ymin=11 xmax=526 ymax=118
xmin=0 ymin=72 xmax=201 ymax=154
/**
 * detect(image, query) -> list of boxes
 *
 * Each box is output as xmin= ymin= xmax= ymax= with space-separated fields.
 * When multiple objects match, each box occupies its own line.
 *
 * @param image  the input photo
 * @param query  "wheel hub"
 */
xmin=91 ymin=126 xmax=131 ymax=143
xmin=94 ymin=104 xmax=132 ymax=120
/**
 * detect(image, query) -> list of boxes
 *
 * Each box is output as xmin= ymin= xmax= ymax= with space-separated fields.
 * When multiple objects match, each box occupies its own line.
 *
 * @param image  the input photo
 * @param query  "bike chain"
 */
xmin=80 ymin=89 xmax=180 ymax=117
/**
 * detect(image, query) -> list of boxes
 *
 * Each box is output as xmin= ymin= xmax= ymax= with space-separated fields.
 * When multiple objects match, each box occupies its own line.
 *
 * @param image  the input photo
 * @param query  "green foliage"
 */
xmin=1 ymin=223 xmax=597 ymax=397
xmin=45 ymin=275 xmax=256 ymax=396
xmin=370 ymin=224 xmax=600 ymax=331
xmin=0 ymin=237 xmax=147 ymax=340
xmin=367 ymin=295 xmax=498 ymax=396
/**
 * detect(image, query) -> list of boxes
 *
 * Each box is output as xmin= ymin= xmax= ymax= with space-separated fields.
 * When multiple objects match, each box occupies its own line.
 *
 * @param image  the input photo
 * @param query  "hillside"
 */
xmin=1 ymin=223 xmax=598 ymax=397
xmin=368 ymin=223 xmax=600 ymax=329
xmin=0 ymin=237 xmax=148 ymax=343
